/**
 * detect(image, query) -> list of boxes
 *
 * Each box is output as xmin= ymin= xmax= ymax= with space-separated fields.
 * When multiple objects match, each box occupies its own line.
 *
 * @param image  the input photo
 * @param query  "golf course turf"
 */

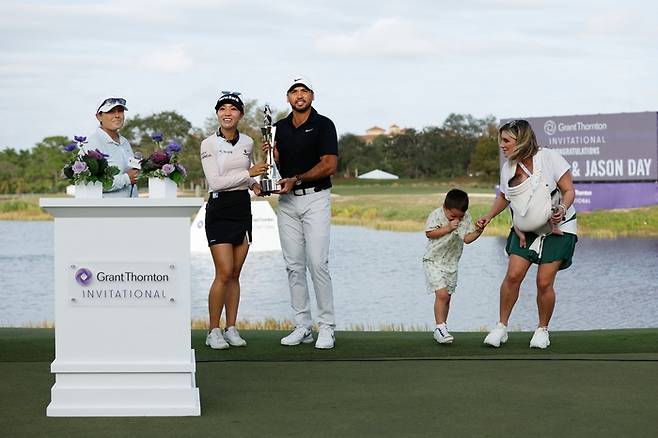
xmin=1 ymin=328 xmax=656 ymax=437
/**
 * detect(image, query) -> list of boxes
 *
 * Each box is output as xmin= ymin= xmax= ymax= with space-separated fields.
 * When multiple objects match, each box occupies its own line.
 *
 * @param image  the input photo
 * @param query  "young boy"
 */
xmin=423 ymin=189 xmax=483 ymax=344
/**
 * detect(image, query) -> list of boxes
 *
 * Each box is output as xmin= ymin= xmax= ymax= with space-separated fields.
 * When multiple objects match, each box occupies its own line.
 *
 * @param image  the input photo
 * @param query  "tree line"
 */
xmin=0 ymin=104 xmax=501 ymax=194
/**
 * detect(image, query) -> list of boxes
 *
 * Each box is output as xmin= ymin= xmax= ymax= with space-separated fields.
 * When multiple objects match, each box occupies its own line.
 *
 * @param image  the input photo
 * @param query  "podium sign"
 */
xmin=40 ymin=198 xmax=203 ymax=417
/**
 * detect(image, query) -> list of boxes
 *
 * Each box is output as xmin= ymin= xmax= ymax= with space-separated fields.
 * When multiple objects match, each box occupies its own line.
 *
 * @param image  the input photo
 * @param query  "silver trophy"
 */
xmin=260 ymin=105 xmax=282 ymax=195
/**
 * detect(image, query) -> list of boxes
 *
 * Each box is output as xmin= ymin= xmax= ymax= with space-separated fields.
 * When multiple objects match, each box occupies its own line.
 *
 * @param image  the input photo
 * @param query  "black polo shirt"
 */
xmin=274 ymin=107 xmax=338 ymax=190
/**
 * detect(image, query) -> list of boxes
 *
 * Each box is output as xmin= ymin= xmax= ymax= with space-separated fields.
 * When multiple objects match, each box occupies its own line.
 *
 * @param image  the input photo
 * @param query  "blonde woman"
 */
xmin=476 ymin=119 xmax=577 ymax=349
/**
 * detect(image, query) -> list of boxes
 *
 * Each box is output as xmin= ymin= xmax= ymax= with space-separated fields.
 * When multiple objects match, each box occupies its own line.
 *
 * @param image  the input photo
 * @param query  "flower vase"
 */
xmin=148 ymin=177 xmax=178 ymax=199
xmin=74 ymin=181 xmax=103 ymax=199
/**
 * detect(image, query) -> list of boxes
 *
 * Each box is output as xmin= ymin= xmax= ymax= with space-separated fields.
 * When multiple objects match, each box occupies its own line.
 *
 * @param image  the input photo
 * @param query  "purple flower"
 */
xmin=151 ymin=133 xmax=163 ymax=142
xmin=94 ymin=148 xmax=109 ymax=158
xmin=64 ymin=143 xmax=77 ymax=152
xmin=74 ymin=136 xmax=87 ymax=143
xmin=162 ymin=163 xmax=175 ymax=175
xmin=86 ymin=149 xmax=102 ymax=160
xmin=166 ymin=142 xmax=181 ymax=154
xmin=177 ymin=164 xmax=187 ymax=177
xmin=72 ymin=161 xmax=88 ymax=174
xmin=151 ymin=149 xmax=170 ymax=165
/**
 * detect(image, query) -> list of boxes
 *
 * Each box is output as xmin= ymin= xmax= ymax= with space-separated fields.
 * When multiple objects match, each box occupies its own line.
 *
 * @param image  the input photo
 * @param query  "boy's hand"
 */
xmin=447 ymin=219 xmax=460 ymax=231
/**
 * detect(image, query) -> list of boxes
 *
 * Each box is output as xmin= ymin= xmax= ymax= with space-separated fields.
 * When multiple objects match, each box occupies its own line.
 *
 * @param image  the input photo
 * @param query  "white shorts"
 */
xmin=423 ymin=259 xmax=457 ymax=295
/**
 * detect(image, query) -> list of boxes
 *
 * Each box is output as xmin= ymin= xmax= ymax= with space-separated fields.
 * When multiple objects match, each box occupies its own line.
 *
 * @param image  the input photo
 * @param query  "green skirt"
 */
xmin=505 ymin=228 xmax=578 ymax=270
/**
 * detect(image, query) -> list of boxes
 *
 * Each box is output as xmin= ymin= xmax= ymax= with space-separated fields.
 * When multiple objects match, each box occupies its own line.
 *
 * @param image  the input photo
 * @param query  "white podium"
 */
xmin=40 ymin=198 xmax=203 ymax=417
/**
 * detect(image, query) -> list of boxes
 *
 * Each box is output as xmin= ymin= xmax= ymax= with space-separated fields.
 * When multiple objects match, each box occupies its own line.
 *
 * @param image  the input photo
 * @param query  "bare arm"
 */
xmin=278 ymin=155 xmax=338 ymax=194
xmin=463 ymin=227 xmax=484 ymax=244
xmin=551 ymin=170 xmax=575 ymax=223
xmin=476 ymin=192 xmax=510 ymax=229
xmin=426 ymin=219 xmax=460 ymax=239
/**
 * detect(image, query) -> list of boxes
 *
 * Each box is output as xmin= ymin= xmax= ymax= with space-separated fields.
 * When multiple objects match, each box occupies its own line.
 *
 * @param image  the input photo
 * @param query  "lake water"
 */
xmin=1 ymin=221 xmax=657 ymax=331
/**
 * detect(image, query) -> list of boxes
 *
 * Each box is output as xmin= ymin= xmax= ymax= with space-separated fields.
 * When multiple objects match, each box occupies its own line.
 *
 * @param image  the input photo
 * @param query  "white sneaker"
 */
xmin=483 ymin=322 xmax=508 ymax=347
xmin=205 ymin=328 xmax=229 ymax=350
xmin=433 ymin=324 xmax=454 ymax=344
xmin=529 ymin=327 xmax=550 ymax=349
xmin=281 ymin=326 xmax=314 ymax=346
xmin=315 ymin=326 xmax=335 ymax=349
xmin=224 ymin=326 xmax=247 ymax=347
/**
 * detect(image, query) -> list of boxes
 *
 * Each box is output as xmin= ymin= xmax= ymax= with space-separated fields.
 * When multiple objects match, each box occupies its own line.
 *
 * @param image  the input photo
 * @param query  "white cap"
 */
xmin=287 ymin=75 xmax=314 ymax=93
xmin=96 ymin=97 xmax=128 ymax=114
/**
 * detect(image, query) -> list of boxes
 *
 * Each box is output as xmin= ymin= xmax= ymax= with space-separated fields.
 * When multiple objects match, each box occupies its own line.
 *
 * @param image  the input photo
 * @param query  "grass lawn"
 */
xmin=1 ymin=328 xmax=657 ymax=437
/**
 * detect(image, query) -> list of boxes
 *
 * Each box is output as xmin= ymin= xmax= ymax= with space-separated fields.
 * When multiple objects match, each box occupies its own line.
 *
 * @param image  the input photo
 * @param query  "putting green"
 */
xmin=1 ymin=328 xmax=656 ymax=437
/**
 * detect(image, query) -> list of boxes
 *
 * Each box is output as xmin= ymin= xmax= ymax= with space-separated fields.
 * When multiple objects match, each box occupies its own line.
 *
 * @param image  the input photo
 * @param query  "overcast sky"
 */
xmin=1 ymin=0 xmax=657 ymax=150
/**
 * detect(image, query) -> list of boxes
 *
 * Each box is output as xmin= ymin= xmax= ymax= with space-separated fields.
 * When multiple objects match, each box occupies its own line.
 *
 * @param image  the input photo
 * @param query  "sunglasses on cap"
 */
xmin=102 ymin=97 xmax=126 ymax=106
xmin=220 ymin=90 xmax=241 ymax=96
xmin=97 ymin=97 xmax=127 ymax=113
xmin=500 ymin=119 xmax=527 ymax=130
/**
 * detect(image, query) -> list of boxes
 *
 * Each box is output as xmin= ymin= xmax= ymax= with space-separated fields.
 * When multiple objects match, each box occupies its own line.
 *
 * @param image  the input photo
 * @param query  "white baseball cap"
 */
xmin=287 ymin=75 xmax=314 ymax=93
xmin=96 ymin=97 xmax=128 ymax=114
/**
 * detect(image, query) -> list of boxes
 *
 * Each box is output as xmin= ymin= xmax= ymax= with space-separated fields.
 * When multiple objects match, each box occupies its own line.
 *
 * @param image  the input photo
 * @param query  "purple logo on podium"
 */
xmin=75 ymin=268 xmax=93 ymax=286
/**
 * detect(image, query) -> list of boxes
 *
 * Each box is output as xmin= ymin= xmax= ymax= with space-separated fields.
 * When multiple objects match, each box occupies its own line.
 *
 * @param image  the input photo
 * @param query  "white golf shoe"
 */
xmin=224 ymin=326 xmax=247 ymax=347
xmin=206 ymin=328 xmax=229 ymax=350
xmin=529 ymin=327 xmax=551 ymax=349
xmin=315 ymin=326 xmax=335 ymax=349
xmin=281 ymin=326 xmax=314 ymax=346
xmin=483 ymin=322 xmax=509 ymax=347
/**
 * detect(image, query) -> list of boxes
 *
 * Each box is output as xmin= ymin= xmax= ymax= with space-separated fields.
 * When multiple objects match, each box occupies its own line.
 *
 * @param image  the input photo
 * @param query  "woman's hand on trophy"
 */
xmin=261 ymin=140 xmax=270 ymax=154
xmin=250 ymin=182 xmax=263 ymax=196
xmin=249 ymin=162 xmax=269 ymax=177
xmin=260 ymin=140 xmax=279 ymax=162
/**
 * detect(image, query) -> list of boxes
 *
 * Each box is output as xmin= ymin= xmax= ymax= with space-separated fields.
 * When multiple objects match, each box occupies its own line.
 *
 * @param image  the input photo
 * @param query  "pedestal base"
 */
xmin=46 ymin=349 xmax=200 ymax=417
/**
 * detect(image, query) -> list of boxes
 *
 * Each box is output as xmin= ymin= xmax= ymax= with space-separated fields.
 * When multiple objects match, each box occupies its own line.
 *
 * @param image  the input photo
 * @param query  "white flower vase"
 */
xmin=74 ymin=181 xmax=103 ymax=199
xmin=149 ymin=177 xmax=178 ymax=198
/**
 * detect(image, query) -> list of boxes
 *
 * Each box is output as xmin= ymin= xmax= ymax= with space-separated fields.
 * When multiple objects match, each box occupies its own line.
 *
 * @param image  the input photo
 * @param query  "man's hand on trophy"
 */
xmin=276 ymin=177 xmax=296 ymax=194
xmin=249 ymin=162 xmax=269 ymax=177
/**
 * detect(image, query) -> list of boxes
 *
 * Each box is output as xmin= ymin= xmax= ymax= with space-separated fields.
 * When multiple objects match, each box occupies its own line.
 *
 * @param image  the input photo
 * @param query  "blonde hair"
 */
xmin=498 ymin=119 xmax=539 ymax=162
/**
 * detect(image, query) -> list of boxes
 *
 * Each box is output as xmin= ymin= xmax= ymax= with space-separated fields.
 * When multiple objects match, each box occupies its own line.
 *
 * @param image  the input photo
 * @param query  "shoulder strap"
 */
xmin=517 ymin=161 xmax=532 ymax=177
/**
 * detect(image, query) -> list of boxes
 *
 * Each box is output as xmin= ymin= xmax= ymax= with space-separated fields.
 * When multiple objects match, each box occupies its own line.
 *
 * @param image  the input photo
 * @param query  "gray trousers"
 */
xmin=277 ymin=189 xmax=335 ymax=328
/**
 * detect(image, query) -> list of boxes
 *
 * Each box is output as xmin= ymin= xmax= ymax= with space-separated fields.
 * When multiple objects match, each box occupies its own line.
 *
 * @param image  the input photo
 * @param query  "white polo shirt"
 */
xmin=200 ymin=132 xmax=257 ymax=192
xmin=84 ymin=127 xmax=136 ymax=197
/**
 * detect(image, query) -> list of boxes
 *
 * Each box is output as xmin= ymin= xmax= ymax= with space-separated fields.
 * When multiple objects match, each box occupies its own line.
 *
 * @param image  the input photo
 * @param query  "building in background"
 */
xmin=360 ymin=124 xmax=405 ymax=144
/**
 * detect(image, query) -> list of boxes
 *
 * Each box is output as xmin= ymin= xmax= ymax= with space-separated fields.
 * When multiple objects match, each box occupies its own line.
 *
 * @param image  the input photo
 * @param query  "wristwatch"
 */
xmin=294 ymin=175 xmax=303 ymax=186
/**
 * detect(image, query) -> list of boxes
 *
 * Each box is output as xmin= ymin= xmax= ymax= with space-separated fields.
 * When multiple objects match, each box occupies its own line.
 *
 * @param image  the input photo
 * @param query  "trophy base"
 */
xmin=260 ymin=179 xmax=280 ymax=195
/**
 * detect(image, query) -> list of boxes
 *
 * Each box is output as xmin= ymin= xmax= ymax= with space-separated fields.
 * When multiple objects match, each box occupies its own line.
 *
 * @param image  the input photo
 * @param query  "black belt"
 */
xmin=210 ymin=189 xmax=247 ymax=199
xmin=292 ymin=186 xmax=328 ymax=196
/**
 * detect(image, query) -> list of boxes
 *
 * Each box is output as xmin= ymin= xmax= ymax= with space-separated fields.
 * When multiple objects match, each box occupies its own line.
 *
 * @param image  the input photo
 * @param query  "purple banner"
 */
xmin=573 ymin=182 xmax=658 ymax=211
xmin=501 ymin=112 xmax=658 ymax=182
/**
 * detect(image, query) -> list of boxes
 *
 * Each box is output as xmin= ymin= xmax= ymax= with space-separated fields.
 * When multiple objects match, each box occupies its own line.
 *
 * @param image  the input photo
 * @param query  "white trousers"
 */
xmin=277 ymin=189 xmax=335 ymax=328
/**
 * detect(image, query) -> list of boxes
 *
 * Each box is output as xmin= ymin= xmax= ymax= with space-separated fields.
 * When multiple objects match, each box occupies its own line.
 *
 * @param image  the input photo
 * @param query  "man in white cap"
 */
xmin=266 ymin=75 xmax=339 ymax=349
xmin=85 ymin=97 xmax=139 ymax=197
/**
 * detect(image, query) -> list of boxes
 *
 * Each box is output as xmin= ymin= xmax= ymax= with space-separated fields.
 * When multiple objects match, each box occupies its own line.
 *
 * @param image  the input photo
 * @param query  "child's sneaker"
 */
xmin=433 ymin=324 xmax=454 ymax=344
xmin=483 ymin=322 xmax=508 ymax=347
xmin=529 ymin=327 xmax=550 ymax=349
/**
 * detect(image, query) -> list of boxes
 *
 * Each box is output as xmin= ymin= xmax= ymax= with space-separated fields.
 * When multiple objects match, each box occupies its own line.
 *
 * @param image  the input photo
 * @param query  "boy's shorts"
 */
xmin=423 ymin=259 xmax=457 ymax=294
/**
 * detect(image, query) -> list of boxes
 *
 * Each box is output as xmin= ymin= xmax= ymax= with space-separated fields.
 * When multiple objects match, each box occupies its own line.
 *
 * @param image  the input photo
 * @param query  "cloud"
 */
xmin=138 ymin=44 xmax=194 ymax=73
xmin=584 ymin=10 xmax=634 ymax=35
xmin=315 ymin=17 xmax=444 ymax=58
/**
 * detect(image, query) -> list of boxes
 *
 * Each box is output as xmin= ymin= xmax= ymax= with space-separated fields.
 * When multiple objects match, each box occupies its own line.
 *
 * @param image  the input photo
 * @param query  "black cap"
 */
xmin=215 ymin=93 xmax=244 ymax=113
